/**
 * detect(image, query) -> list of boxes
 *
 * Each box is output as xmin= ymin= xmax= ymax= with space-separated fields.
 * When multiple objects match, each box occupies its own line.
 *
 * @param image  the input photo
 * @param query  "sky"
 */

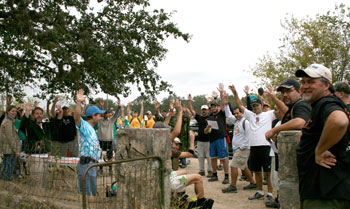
xmin=15 ymin=0 xmax=348 ymax=108
xmin=107 ymin=0 xmax=347 ymax=104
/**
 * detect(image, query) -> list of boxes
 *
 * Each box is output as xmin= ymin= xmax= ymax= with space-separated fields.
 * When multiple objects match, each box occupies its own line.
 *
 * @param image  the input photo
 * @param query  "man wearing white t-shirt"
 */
xmin=221 ymin=92 xmax=256 ymax=193
xmin=229 ymin=85 xmax=276 ymax=204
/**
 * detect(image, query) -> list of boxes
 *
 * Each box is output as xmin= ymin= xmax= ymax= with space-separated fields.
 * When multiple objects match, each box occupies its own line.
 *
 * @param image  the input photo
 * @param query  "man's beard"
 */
xmin=302 ymin=94 xmax=312 ymax=103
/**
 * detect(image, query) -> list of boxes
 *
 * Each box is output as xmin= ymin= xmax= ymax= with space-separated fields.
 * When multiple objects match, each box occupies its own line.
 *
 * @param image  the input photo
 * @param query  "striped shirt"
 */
xmin=77 ymin=117 xmax=101 ymax=161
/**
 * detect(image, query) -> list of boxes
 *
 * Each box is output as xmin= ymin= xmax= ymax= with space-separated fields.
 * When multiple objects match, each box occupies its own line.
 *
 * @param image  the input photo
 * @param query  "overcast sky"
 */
xmin=104 ymin=0 xmax=346 ymax=104
xmin=20 ymin=0 xmax=348 ymax=108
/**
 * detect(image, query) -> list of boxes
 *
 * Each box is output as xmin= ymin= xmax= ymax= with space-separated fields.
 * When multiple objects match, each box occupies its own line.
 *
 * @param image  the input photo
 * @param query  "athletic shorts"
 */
xmin=249 ymin=146 xmax=271 ymax=172
xmin=209 ymin=138 xmax=228 ymax=159
xmin=230 ymin=148 xmax=250 ymax=169
xmin=170 ymin=171 xmax=187 ymax=193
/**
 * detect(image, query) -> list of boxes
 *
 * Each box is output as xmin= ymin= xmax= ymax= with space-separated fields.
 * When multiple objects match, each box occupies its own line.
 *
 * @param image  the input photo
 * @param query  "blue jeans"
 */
xmin=0 ymin=154 xmax=17 ymax=181
xmin=77 ymin=161 xmax=97 ymax=196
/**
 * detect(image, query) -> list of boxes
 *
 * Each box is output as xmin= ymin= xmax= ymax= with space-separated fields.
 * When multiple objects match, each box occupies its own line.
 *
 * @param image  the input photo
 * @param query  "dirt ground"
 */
xmin=184 ymin=158 xmax=269 ymax=209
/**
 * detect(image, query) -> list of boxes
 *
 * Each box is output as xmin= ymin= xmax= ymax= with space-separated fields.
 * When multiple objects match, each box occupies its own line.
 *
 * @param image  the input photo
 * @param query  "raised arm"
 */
xmin=111 ymin=98 xmax=121 ymax=121
xmin=244 ymin=86 xmax=252 ymax=111
xmin=56 ymin=105 xmax=63 ymax=120
xmin=99 ymin=98 xmax=104 ymax=110
xmin=218 ymin=83 xmax=225 ymax=111
xmin=154 ymin=99 xmax=161 ymax=118
xmin=74 ymin=89 xmax=85 ymax=126
xmin=127 ymin=102 xmax=131 ymax=118
xmin=229 ymin=84 xmax=245 ymax=113
xmin=139 ymin=101 xmax=144 ymax=119
xmin=51 ymin=96 xmax=58 ymax=118
xmin=222 ymin=92 xmax=236 ymax=124
xmin=187 ymin=94 xmax=196 ymax=117
xmin=170 ymin=99 xmax=183 ymax=140
xmin=265 ymin=85 xmax=288 ymax=115
xmin=24 ymin=103 xmax=33 ymax=119
xmin=47 ymin=100 xmax=51 ymax=119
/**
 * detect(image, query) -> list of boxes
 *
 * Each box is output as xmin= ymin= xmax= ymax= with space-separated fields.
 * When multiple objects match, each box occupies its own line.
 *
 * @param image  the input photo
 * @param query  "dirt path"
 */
xmin=184 ymin=158 xmax=269 ymax=209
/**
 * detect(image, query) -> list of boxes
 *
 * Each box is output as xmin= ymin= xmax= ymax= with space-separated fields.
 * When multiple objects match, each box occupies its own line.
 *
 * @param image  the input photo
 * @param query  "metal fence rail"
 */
xmin=82 ymin=156 xmax=165 ymax=209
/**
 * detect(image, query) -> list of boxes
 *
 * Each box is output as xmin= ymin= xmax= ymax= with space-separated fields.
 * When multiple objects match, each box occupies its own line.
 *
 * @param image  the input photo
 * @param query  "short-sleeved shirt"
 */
xmin=243 ymin=109 xmax=276 ymax=146
xmin=297 ymin=95 xmax=350 ymax=201
xmin=77 ymin=118 xmax=101 ymax=161
xmin=195 ymin=114 xmax=209 ymax=142
xmin=207 ymin=110 xmax=226 ymax=143
xmin=56 ymin=116 xmax=76 ymax=143
xmin=281 ymin=99 xmax=311 ymax=124
xmin=128 ymin=116 xmax=143 ymax=128
xmin=145 ymin=118 xmax=155 ymax=128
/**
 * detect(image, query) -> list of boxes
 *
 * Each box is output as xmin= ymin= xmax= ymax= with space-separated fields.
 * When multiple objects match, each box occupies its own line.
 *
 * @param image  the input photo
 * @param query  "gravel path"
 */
xmin=184 ymin=158 xmax=269 ymax=209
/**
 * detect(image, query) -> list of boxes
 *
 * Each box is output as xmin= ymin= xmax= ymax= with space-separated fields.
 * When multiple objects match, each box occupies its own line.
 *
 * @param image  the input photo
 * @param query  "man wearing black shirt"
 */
xmin=296 ymin=64 xmax=350 ymax=209
xmin=204 ymin=84 xmax=229 ymax=184
xmin=334 ymin=81 xmax=350 ymax=109
xmin=264 ymin=79 xmax=311 ymax=208
xmin=188 ymin=94 xmax=213 ymax=177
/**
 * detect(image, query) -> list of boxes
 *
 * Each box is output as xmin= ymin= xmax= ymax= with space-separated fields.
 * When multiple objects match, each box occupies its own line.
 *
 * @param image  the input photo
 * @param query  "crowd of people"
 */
xmin=0 ymin=63 xmax=350 ymax=209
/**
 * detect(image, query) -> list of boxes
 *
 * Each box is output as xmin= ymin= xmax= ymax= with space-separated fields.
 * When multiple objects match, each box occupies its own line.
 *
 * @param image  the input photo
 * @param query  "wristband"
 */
xmin=188 ymin=149 xmax=194 ymax=155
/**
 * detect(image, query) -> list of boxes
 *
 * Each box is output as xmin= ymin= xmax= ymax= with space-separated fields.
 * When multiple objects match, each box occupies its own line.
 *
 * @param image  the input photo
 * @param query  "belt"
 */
xmin=79 ymin=156 xmax=97 ymax=164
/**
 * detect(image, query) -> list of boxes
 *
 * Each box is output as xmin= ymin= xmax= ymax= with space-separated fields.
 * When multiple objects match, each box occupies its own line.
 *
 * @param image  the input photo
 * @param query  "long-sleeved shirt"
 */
xmin=0 ymin=116 xmax=21 ymax=154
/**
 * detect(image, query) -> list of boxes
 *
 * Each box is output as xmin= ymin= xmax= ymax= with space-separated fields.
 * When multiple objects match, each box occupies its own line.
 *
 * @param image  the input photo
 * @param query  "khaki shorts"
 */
xmin=170 ymin=171 xmax=187 ymax=193
xmin=230 ymin=148 xmax=250 ymax=169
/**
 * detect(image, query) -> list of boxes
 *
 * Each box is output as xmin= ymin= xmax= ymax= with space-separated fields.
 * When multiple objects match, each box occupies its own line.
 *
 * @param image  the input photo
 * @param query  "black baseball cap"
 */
xmin=277 ymin=79 xmax=300 ymax=91
xmin=210 ymin=102 xmax=219 ymax=106
xmin=334 ymin=82 xmax=350 ymax=94
xmin=251 ymin=98 xmax=262 ymax=105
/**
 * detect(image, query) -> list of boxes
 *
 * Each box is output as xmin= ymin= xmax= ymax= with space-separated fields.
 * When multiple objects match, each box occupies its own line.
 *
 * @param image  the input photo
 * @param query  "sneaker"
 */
xmin=217 ymin=164 xmax=223 ymax=170
xmin=243 ymin=183 xmax=258 ymax=190
xmin=206 ymin=171 xmax=214 ymax=178
xmin=208 ymin=176 xmax=218 ymax=182
xmin=198 ymin=171 xmax=205 ymax=176
xmin=202 ymin=198 xmax=214 ymax=209
xmin=265 ymin=195 xmax=274 ymax=207
xmin=239 ymin=175 xmax=248 ymax=181
xmin=248 ymin=192 xmax=264 ymax=200
xmin=222 ymin=185 xmax=237 ymax=193
xmin=222 ymin=178 xmax=229 ymax=184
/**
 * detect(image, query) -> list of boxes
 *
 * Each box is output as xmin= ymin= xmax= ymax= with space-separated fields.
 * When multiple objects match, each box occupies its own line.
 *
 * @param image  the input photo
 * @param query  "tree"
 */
xmin=0 ymin=0 xmax=190 ymax=100
xmin=251 ymin=3 xmax=350 ymax=87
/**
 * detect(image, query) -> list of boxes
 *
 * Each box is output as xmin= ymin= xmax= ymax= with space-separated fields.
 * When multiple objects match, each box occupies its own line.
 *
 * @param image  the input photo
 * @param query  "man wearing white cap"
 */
xmin=187 ymin=94 xmax=213 ymax=177
xmin=296 ymin=64 xmax=350 ymax=208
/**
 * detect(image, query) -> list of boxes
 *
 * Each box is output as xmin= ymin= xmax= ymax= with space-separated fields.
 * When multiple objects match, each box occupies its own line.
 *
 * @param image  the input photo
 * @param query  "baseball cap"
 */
xmin=62 ymin=106 xmax=69 ymax=110
xmin=201 ymin=105 xmax=209 ymax=110
xmin=85 ymin=106 xmax=106 ymax=117
xmin=146 ymin=111 xmax=152 ymax=115
xmin=251 ymin=98 xmax=262 ymax=105
xmin=277 ymin=79 xmax=300 ymax=91
xmin=295 ymin=64 xmax=332 ymax=82
xmin=174 ymin=137 xmax=182 ymax=144
xmin=334 ymin=82 xmax=350 ymax=94
xmin=210 ymin=102 xmax=219 ymax=106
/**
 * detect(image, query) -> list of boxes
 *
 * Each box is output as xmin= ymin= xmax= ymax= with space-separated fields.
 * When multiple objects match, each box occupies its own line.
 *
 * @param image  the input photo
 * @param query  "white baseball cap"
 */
xmin=201 ymin=105 xmax=209 ymax=110
xmin=295 ymin=64 xmax=332 ymax=82
xmin=174 ymin=137 xmax=182 ymax=144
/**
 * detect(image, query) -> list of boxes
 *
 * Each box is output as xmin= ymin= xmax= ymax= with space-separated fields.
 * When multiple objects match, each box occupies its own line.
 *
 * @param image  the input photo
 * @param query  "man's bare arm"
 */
xmin=170 ymin=99 xmax=183 ymax=140
xmin=265 ymin=85 xmax=288 ymax=115
xmin=74 ymin=89 xmax=85 ymax=126
xmin=265 ymin=118 xmax=306 ymax=142
xmin=229 ymin=84 xmax=245 ymax=113
xmin=315 ymin=110 xmax=349 ymax=169
xmin=187 ymin=94 xmax=196 ymax=117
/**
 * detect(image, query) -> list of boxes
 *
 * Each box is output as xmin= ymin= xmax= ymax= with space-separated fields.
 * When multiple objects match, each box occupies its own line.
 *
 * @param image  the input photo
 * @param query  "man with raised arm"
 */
xmin=187 ymin=94 xmax=213 ymax=177
xmin=220 ymin=92 xmax=256 ymax=194
xmin=295 ymin=64 xmax=350 ymax=208
xmin=205 ymin=83 xmax=230 ymax=184
xmin=230 ymin=84 xmax=276 ymax=204
xmin=97 ymin=98 xmax=121 ymax=172
xmin=264 ymin=79 xmax=311 ymax=207
xmin=127 ymin=101 xmax=144 ymax=128
xmin=20 ymin=102 xmax=63 ymax=154
xmin=74 ymin=89 xmax=105 ymax=196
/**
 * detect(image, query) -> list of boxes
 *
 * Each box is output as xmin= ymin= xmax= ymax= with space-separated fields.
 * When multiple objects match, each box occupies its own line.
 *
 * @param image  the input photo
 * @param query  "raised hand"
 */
xmin=54 ymin=96 xmax=59 ymax=103
xmin=243 ymin=86 xmax=249 ymax=95
xmin=218 ymin=83 xmax=224 ymax=93
xmin=169 ymin=99 xmax=175 ymax=111
xmin=211 ymin=91 xmax=218 ymax=99
xmin=222 ymin=91 xmax=229 ymax=105
xmin=264 ymin=85 xmax=275 ymax=98
xmin=187 ymin=94 xmax=192 ymax=101
xmin=140 ymin=100 xmax=143 ymax=106
xmin=25 ymin=103 xmax=33 ymax=112
xmin=76 ymin=89 xmax=85 ymax=103
xmin=175 ymin=99 xmax=182 ymax=113
xmin=228 ymin=85 xmax=237 ymax=94
xmin=154 ymin=99 xmax=160 ymax=109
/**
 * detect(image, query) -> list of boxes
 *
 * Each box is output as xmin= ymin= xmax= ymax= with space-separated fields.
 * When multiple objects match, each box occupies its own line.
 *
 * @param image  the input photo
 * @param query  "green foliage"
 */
xmin=251 ymin=3 xmax=350 ymax=87
xmin=0 ymin=0 xmax=190 ymax=100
